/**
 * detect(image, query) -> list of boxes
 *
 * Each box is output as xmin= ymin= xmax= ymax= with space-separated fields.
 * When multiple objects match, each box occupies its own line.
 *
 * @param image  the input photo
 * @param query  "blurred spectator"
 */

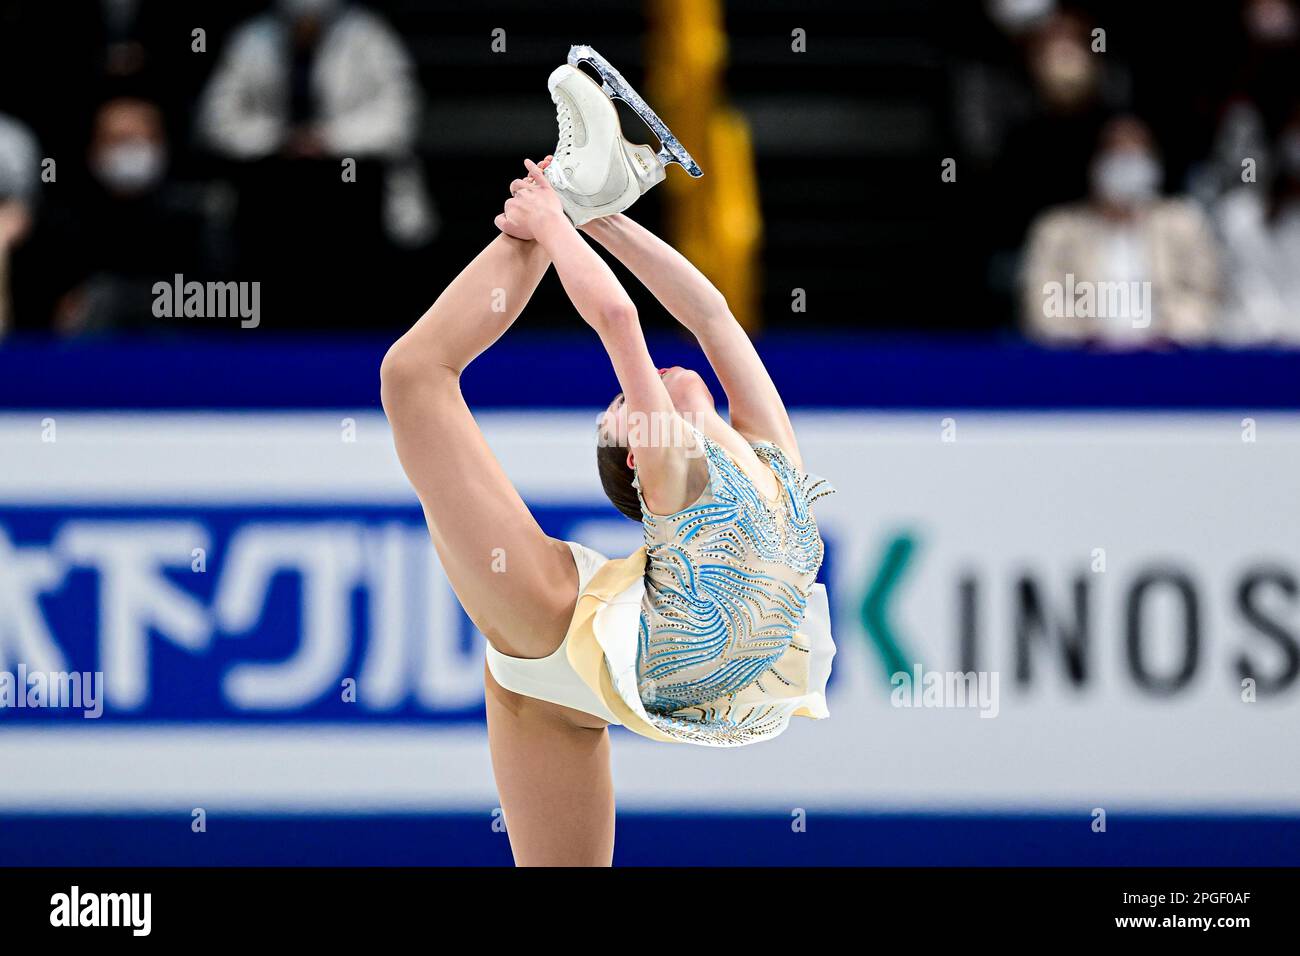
xmin=1021 ymin=116 xmax=1220 ymax=346
xmin=0 ymin=112 xmax=39 ymax=337
xmin=191 ymin=0 xmax=434 ymax=331
xmin=1213 ymin=104 xmax=1300 ymax=344
xmin=44 ymin=97 xmax=226 ymax=335
xmin=100 ymin=0 xmax=159 ymax=79
xmin=951 ymin=1 xmax=1055 ymax=170
xmin=197 ymin=0 xmax=435 ymax=249
xmin=959 ymin=7 xmax=1132 ymax=311
xmin=0 ymin=1 xmax=226 ymax=175
xmin=1236 ymin=0 xmax=1299 ymax=134
xmin=1190 ymin=100 xmax=1274 ymax=208
xmin=1188 ymin=1 xmax=1300 ymax=208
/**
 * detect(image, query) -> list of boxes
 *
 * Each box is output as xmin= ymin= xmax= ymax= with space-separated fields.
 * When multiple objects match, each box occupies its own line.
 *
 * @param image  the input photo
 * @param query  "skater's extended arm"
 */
xmin=580 ymin=213 xmax=802 ymax=468
xmin=504 ymin=161 xmax=691 ymax=505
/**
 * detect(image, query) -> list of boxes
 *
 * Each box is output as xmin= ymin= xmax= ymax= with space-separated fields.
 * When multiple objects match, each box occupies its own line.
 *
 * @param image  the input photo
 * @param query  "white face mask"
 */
xmin=986 ymin=0 xmax=1054 ymax=35
xmin=1092 ymin=150 xmax=1161 ymax=205
xmin=93 ymin=140 xmax=166 ymax=194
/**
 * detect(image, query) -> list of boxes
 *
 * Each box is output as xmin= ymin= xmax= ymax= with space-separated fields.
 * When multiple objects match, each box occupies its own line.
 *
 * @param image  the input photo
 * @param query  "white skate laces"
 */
xmin=542 ymin=46 xmax=702 ymax=227
xmin=549 ymin=98 xmax=575 ymax=191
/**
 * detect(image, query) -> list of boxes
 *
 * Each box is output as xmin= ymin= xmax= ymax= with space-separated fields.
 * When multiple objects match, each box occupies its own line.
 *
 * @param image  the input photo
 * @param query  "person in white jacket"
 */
xmin=1213 ymin=106 xmax=1300 ymax=345
xmin=0 ymin=112 xmax=40 ymax=337
xmin=197 ymin=0 xmax=434 ymax=245
xmin=1020 ymin=116 xmax=1220 ymax=347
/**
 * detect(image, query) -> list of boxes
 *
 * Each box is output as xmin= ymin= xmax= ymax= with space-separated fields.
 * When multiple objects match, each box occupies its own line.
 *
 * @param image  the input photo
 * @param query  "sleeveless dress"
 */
xmin=625 ymin=427 xmax=836 ymax=745
xmin=485 ymin=427 xmax=836 ymax=748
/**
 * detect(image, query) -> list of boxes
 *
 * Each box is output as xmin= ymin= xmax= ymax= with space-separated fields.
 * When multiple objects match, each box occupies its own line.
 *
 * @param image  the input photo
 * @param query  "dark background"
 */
xmin=0 ymin=0 xmax=1292 ymax=340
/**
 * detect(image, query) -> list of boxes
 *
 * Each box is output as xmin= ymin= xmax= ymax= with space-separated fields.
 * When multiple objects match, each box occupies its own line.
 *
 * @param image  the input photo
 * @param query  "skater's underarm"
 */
xmin=694 ymin=321 xmax=802 ymax=468
xmin=582 ymin=215 xmax=802 ymax=467
xmin=580 ymin=214 xmax=727 ymax=333
xmin=596 ymin=312 xmax=692 ymax=505
xmin=536 ymin=215 xmax=687 ymax=487
xmin=536 ymin=214 xmax=638 ymax=327
xmin=534 ymin=216 xmax=665 ymax=423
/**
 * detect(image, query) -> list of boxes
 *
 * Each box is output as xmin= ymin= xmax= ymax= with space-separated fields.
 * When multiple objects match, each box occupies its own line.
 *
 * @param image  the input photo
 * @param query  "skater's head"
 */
xmin=595 ymin=367 xmax=716 ymax=521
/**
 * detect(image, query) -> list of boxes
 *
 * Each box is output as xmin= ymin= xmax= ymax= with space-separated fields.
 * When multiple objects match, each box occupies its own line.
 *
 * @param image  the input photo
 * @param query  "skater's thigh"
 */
xmin=393 ymin=372 xmax=578 ymax=658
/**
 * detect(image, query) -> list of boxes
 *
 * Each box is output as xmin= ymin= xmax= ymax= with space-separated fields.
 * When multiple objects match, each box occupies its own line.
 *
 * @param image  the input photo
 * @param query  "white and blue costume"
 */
xmin=486 ymin=428 xmax=835 ymax=748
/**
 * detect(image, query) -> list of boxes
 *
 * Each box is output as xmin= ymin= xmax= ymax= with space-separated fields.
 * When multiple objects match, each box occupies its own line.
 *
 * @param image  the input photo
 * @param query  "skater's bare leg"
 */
xmin=485 ymin=665 xmax=615 ymax=866
xmin=381 ymin=232 xmax=576 ymax=659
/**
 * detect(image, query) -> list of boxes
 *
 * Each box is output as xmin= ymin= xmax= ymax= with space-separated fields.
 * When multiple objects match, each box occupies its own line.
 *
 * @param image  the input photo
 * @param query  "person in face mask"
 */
xmin=1089 ymin=117 xmax=1163 ymax=215
xmin=1021 ymin=116 xmax=1221 ymax=347
xmin=44 ymin=96 xmax=218 ymax=335
xmin=88 ymin=97 xmax=168 ymax=197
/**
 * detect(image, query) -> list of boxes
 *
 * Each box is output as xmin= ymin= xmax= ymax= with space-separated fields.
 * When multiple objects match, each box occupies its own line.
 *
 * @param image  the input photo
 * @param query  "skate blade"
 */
xmin=566 ymin=44 xmax=704 ymax=178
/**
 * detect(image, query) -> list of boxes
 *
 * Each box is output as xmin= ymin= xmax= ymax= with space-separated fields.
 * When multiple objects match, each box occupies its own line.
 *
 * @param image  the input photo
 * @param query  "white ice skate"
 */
xmin=544 ymin=45 xmax=703 ymax=226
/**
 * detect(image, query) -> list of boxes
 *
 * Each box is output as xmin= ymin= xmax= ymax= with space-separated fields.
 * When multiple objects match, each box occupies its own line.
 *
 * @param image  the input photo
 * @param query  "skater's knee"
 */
xmin=379 ymin=338 xmax=422 ymax=396
xmin=380 ymin=338 xmax=459 ymax=408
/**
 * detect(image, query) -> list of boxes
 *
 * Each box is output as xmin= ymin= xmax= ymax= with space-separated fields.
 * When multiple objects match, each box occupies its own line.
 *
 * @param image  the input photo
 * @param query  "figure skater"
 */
xmin=381 ymin=48 xmax=834 ymax=866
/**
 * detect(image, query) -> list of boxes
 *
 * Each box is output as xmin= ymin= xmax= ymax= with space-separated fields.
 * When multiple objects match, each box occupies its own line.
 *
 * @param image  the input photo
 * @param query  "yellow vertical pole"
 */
xmin=646 ymin=0 xmax=762 ymax=332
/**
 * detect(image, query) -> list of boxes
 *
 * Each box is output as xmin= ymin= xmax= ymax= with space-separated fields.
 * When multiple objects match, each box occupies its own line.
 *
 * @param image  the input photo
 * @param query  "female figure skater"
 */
xmin=381 ymin=57 xmax=833 ymax=866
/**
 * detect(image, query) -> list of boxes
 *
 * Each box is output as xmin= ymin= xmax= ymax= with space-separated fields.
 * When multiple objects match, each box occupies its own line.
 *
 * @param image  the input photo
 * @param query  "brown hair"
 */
xmin=597 ymin=439 xmax=642 ymax=521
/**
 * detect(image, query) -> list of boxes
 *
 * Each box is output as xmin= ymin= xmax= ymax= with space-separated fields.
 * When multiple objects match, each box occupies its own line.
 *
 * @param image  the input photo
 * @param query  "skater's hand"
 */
xmin=506 ymin=156 xmax=553 ymax=198
xmin=502 ymin=158 xmax=566 ymax=237
xmin=495 ymin=157 xmax=554 ymax=240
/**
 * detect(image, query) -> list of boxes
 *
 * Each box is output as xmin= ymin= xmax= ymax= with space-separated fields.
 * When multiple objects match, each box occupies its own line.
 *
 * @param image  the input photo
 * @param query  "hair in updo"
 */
xmin=596 ymin=434 xmax=642 ymax=522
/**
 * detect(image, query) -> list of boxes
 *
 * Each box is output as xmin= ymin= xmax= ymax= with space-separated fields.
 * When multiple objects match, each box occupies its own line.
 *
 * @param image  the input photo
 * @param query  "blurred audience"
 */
xmin=1187 ymin=0 xmax=1299 ymax=208
xmin=0 ymin=0 xmax=224 ymax=171
xmin=0 ymin=1 xmax=1291 ymax=347
xmin=0 ymin=112 xmax=39 ymax=337
xmin=1021 ymin=116 xmax=1219 ymax=346
xmin=41 ymin=97 xmax=226 ymax=335
xmin=192 ymin=0 xmax=434 ymax=330
xmin=1235 ymin=0 xmax=1299 ymax=135
xmin=1213 ymin=104 xmax=1300 ymax=344
xmin=197 ymin=0 xmax=434 ymax=249
xmin=959 ymin=5 xmax=1132 ymax=304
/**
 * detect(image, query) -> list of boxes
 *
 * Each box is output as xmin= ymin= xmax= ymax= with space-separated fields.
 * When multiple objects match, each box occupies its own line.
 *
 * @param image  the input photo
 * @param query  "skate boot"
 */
xmin=545 ymin=45 xmax=702 ymax=226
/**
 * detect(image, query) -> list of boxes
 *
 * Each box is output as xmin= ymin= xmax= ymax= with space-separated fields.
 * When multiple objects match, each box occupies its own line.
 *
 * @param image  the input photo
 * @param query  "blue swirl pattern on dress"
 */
xmin=632 ymin=428 xmax=833 ymax=744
